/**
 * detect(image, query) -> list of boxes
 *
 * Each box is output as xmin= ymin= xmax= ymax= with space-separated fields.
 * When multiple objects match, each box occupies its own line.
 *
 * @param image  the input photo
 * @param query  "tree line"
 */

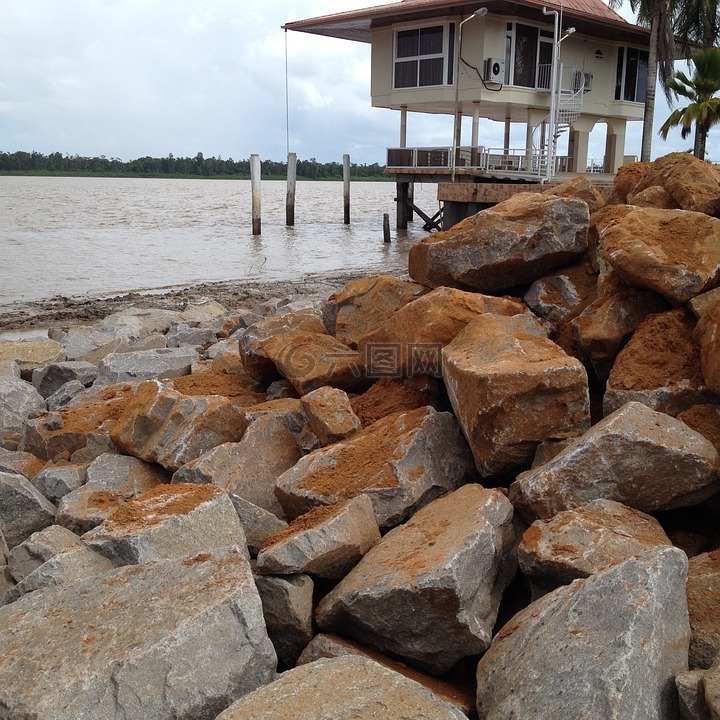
xmin=0 ymin=151 xmax=389 ymax=180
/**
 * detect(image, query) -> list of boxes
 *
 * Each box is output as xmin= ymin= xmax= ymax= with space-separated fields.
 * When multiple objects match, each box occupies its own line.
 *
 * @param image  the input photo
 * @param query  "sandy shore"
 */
xmin=0 ymin=271 xmax=379 ymax=333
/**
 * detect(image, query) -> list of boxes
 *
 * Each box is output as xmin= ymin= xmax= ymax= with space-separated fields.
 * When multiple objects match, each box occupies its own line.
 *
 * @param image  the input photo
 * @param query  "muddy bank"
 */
xmin=0 ymin=271 xmax=376 ymax=334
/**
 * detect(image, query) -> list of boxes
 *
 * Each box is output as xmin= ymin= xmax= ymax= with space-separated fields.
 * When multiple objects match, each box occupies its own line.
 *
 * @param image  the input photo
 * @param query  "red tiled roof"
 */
xmin=283 ymin=0 xmax=648 ymax=44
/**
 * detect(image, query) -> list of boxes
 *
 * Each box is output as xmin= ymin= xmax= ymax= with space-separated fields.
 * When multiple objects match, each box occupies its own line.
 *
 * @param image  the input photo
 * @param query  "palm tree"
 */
xmin=659 ymin=47 xmax=720 ymax=158
xmin=673 ymin=0 xmax=720 ymax=53
xmin=608 ymin=0 xmax=676 ymax=162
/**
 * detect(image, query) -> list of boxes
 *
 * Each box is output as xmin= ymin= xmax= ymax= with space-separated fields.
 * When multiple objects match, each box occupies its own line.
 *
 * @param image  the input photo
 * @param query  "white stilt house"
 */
xmin=284 ymin=0 xmax=650 ymax=225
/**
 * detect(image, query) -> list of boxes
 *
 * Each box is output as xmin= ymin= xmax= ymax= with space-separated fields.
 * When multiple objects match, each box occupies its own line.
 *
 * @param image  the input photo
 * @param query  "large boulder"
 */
xmin=216 ymin=656 xmax=467 ymax=720
xmin=110 ymin=380 xmax=250 ymax=472
xmin=83 ymin=483 xmax=248 ymax=566
xmin=442 ymin=314 xmax=590 ymax=477
xmin=697 ymin=301 xmax=720 ymax=396
xmin=357 ymin=286 xmax=526 ymax=378
xmin=31 ymin=361 xmax=97 ymax=398
xmin=0 ymin=339 xmax=65 ymax=379
xmin=0 ymin=377 xmax=46 ymax=451
xmin=256 ymin=494 xmax=380 ymax=579
xmin=518 ymin=499 xmax=672 ymax=595
xmin=597 ymin=205 xmax=720 ymax=305
xmin=604 ymin=309 xmax=716 ymax=417
xmin=0 ymin=447 xmax=44 ymax=481
xmin=408 ymin=192 xmax=589 ymax=292
xmin=94 ymin=346 xmax=198 ymax=385
xmin=300 ymin=386 xmax=362 ymax=445
xmin=475 ymin=547 xmax=690 ymax=719
xmin=324 ymin=274 xmax=429 ymax=347
xmin=7 ymin=524 xmax=82 ymax=582
xmin=350 ymin=376 xmax=440 ymax=427
xmin=275 ymin=406 xmax=477 ymax=529
xmin=315 ymin=485 xmax=518 ymax=675
xmin=687 ymin=550 xmax=720 ymax=670
xmin=0 ymin=547 xmax=276 ymax=719
xmin=172 ymin=414 xmax=299 ymax=519
xmin=0 ymin=471 xmax=57 ymax=549
xmin=509 ymin=401 xmax=720 ymax=521
xmin=262 ymin=330 xmax=364 ymax=396
xmin=629 ymin=152 xmax=720 ymax=216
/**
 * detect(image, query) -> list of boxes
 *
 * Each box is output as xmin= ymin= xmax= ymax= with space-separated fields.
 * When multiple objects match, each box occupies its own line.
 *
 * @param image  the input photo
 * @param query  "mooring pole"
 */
xmin=343 ymin=153 xmax=350 ymax=224
xmin=250 ymin=154 xmax=261 ymax=235
xmin=286 ymin=152 xmax=296 ymax=227
xmin=383 ymin=212 xmax=391 ymax=243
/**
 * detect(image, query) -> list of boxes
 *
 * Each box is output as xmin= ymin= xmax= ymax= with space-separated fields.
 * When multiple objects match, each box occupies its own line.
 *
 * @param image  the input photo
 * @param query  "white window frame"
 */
xmin=505 ymin=22 xmax=554 ymax=89
xmin=392 ymin=21 xmax=456 ymax=90
xmin=615 ymin=45 xmax=649 ymax=103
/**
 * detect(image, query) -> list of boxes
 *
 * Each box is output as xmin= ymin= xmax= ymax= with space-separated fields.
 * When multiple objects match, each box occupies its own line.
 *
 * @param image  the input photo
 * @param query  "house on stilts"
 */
xmin=283 ymin=0 xmax=650 ymax=228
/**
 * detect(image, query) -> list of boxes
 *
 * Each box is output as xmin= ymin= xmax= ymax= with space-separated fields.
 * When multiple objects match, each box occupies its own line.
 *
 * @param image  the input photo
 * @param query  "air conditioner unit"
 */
xmin=583 ymin=72 xmax=593 ymax=91
xmin=484 ymin=58 xmax=505 ymax=83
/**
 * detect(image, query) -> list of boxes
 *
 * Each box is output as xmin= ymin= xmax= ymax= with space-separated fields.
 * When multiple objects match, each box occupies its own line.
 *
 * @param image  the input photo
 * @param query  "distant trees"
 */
xmin=0 ymin=151 xmax=389 ymax=180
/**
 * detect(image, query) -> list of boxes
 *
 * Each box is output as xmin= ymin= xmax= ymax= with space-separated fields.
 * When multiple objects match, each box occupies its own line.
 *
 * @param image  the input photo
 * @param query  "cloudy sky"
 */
xmin=0 ymin=0 xmax=714 ymax=166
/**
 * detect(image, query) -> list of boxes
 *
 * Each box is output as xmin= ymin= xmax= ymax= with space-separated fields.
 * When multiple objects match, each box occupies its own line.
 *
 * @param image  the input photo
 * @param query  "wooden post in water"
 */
xmin=383 ymin=213 xmax=391 ymax=243
xmin=343 ymin=154 xmax=350 ymax=224
xmin=286 ymin=152 xmax=296 ymax=227
xmin=250 ymin=154 xmax=261 ymax=235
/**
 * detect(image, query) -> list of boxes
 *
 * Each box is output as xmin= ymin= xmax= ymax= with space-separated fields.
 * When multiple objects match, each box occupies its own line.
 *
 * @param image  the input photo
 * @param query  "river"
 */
xmin=0 ymin=176 xmax=439 ymax=308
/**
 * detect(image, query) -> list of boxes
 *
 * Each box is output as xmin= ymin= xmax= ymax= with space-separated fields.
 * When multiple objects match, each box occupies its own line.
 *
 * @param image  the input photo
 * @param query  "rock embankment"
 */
xmin=0 ymin=152 xmax=719 ymax=719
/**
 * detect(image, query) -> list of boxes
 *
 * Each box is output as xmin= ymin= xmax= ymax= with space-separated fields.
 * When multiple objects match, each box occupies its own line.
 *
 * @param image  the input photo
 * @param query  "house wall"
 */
xmin=370 ymin=14 xmax=645 ymax=127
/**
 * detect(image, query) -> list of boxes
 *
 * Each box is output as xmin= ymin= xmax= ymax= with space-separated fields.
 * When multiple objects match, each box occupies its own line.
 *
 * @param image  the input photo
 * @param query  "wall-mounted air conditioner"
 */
xmin=484 ymin=58 xmax=505 ymax=83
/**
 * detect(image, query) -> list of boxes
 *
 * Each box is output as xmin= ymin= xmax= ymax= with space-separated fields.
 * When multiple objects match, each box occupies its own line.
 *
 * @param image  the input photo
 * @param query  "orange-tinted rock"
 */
xmin=571 ymin=289 xmax=668 ymax=378
xmin=697 ymin=301 xmax=720 ymax=395
xmin=628 ymin=185 xmax=680 ymax=209
xmin=0 ymin=340 xmax=65 ymax=381
xmin=350 ymin=377 xmax=439 ymax=427
xmin=325 ymin=274 xmax=429 ymax=348
xmin=606 ymin=160 xmax=651 ymax=204
xmin=275 ymin=406 xmax=477 ymax=529
xmin=543 ymin=175 xmax=606 ymax=213
xmin=604 ymin=309 xmax=717 ymax=416
xmin=442 ymin=314 xmax=590 ymax=477
xmin=679 ymin=405 xmax=720 ymax=453
xmin=168 ymin=368 xmax=265 ymax=405
xmin=19 ymin=383 xmax=134 ymax=461
xmin=687 ymin=550 xmax=720 ymax=669
xmin=597 ymin=205 xmax=720 ymax=304
xmin=0 ymin=448 xmax=45 ymax=480
xmin=262 ymin=330 xmax=363 ymax=396
xmin=110 ymin=380 xmax=249 ymax=472
xmin=631 ymin=152 xmax=720 ymax=216
xmin=240 ymin=309 xmax=328 ymax=382
xmin=358 ymin=286 xmax=526 ymax=379
xmin=690 ymin=287 xmax=720 ymax=320
xmin=408 ymin=193 xmax=589 ymax=293
xmin=300 ymin=386 xmax=362 ymax=445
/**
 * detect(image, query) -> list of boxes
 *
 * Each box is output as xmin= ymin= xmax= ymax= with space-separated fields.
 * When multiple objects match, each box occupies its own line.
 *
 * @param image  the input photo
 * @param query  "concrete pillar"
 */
xmin=400 ymin=105 xmax=407 ymax=148
xmin=471 ymin=102 xmax=480 ymax=166
xmin=569 ymin=129 xmax=590 ymax=174
xmin=504 ymin=116 xmax=511 ymax=154
xmin=604 ymin=119 xmax=627 ymax=173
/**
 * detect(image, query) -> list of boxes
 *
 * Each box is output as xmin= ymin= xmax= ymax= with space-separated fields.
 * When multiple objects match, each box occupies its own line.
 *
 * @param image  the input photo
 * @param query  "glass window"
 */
xmin=615 ymin=46 xmax=649 ymax=102
xmin=514 ymin=24 xmax=538 ymax=88
xmin=393 ymin=24 xmax=451 ymax=89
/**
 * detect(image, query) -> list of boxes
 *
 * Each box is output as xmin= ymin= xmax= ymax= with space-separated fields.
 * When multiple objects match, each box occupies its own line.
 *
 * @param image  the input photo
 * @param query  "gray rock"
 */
xmin=0 ymin=359 xmax=21 ymax=378
xmin=230 ymin=495 xmax=288 ymax=557
xmin=2 ymin=544 xmax=114 ymax=606
xmin=475 ymin=547 xmax=690 ymax=720
xmin=83 ymin=483 xmax=249 ymax=566
xmin=45 ymin=379 xmax=86 ymax=410
xmin=0 ymin=546 xmax=276 ymax=720
xmin=94 ymin=346 xmax=198 ymax=384
xmin=0 ymin=566 xmax=13 ymax=598
xmin=0 ymin=446 xmax=44 ymax=479
xmin=276 ymin=406 xmax=477 ymax=530
xmin=215 ymin=656 xmax=467 ymax=720
xmin=166 ymin=322 xmax=217 ymax=349
xmin=0 ymin=471 xmax=57 ymax=549
xmin=256 ymin=495 xmax=380 ymax=579
xmin=34 ymin=463 xmax=87 ymax=505
xmin=518 ymin=499 xmax=672 ymax=595
xmin=316 ymin=485 xmax=518 ymax=674
xmin=510 ymin=401 xmax=720 ymax=521
xmin=172 ymin=414 xmax=299 ymax=519
xmin=296 ymin=633 xmax=476 ymax=717
xmin=176 ymin=298 xmax=229 ymax=326
xmin=300 ymin=386 xmax=362 ymax=446
xmin=700 ymin=657 xmax=720 ymax=719
xmin=7 ymin=524 xmax=83 ymax=582
xmin=676 ymin=670 xmax=711 ymax=720
xmin=56 ymin=453 xmax=169 ymax=534
xmin=32 ymin=361 xmax=97 ymax=398
xmin=524 ymin=272 xmax=585 ymax=324
xmin=0 ymin=376 xmax=46 ymax=450
xmin=0 ymin=339 xmax=65 ymax=379
xmin=254 ymin=572 xmax=314 ymax=667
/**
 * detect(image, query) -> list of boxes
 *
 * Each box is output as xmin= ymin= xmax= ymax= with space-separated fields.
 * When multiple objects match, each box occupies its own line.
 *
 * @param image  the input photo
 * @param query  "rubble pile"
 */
xmin=0 ymin=152 xmax=719 ymax=719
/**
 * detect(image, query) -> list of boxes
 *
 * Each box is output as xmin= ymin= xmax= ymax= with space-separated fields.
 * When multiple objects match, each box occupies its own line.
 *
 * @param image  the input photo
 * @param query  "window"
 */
xmin=394 ymin=23 xmax=455 ymax=89
xmin=506 ymin=24 xmax=555 ymax=89
xmin=615 ymin=46 xmax=648 ymax=102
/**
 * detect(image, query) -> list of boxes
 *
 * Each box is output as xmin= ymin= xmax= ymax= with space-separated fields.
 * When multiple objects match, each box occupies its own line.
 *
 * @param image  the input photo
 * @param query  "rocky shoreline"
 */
xmin=0 ymin=152 xmax=719 ymax=719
